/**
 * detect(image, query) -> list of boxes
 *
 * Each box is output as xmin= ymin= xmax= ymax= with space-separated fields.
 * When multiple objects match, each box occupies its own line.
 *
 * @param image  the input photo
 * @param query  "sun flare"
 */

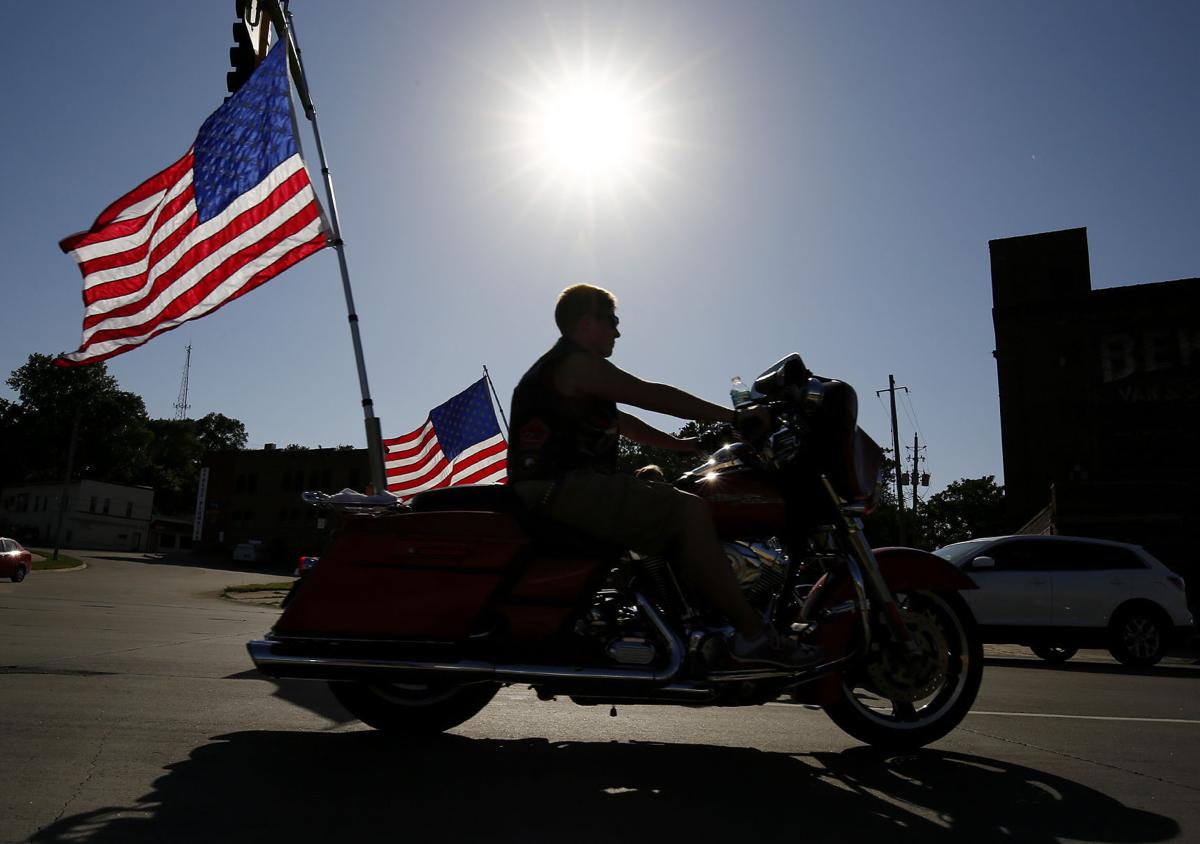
xmin=529 ymin=72 xmax=650 ymax=187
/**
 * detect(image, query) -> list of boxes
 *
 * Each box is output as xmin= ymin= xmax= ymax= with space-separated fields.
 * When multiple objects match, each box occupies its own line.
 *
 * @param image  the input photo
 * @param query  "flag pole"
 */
xmin=482 ymin=365 xmax=510 ymax=437
xmin=270 ymin=1 xmax=386 ymax=494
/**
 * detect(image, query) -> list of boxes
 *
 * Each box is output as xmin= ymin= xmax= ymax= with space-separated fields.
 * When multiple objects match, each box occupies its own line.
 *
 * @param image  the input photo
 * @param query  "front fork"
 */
xmin=820 ymin=476 xmax=915 ymax=652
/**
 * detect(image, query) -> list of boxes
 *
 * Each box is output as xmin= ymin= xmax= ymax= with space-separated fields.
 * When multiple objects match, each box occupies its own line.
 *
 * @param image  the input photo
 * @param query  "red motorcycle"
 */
xmin=248 ymin=354 xmax=982 ymax=750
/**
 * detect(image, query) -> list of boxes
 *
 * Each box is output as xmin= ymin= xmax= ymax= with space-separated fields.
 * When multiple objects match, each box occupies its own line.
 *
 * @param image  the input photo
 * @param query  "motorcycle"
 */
xmin=248 ymin=353 xmax=982 ymax=750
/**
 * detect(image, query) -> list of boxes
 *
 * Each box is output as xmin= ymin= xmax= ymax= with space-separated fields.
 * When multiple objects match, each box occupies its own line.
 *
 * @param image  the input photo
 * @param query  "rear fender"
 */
xmin=872 ymin=546 xmax=978 ymax=593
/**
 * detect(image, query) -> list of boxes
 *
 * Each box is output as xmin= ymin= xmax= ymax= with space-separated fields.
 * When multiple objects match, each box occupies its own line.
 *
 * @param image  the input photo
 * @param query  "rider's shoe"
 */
xmin=728 ymin=626 xmax=822 ymax=670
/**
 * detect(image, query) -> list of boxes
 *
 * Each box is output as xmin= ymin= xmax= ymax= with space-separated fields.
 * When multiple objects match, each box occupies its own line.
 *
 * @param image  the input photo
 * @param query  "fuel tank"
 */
xmin=678 ymin=445 xmax=787 ymax=538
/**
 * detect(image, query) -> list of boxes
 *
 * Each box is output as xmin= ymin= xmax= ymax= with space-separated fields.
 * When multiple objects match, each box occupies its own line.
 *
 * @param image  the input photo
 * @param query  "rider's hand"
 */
xmin=734 ymin=405 xmax=772 ymax=441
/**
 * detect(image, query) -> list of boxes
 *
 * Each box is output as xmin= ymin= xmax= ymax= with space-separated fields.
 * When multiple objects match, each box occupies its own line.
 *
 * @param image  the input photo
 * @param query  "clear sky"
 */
xmin=3 ymin=1 xmax=1198 ymax=496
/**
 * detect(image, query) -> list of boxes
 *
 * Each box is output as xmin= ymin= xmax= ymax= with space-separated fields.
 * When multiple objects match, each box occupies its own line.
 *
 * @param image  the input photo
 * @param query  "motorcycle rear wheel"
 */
xmin=823 ymin=589 xmax=982 ymax=751
xmin=329 ymin=680 xmax=499 ymax=735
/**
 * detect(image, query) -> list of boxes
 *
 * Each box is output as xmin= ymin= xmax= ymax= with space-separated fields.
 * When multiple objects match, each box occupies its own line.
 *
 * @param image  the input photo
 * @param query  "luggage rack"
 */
xmin=300 ymin=488 xmax=410 ymax=514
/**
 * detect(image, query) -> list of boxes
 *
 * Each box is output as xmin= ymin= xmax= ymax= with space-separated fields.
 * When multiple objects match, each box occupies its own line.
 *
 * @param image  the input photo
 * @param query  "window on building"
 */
xmin=90 ymin=496 xmax=97 ymax=513
xmin=103 ymin=498 xmax=110 ymax=515
xmin=281 ymin=471 xmax=293 ymax=492
xmin=236 ymin=474 xmax=247 ymax=493
xmin=126 ymin=502 xmax=133 ymax=519
xmin=248 ymin=474 xmax=258 ymax=493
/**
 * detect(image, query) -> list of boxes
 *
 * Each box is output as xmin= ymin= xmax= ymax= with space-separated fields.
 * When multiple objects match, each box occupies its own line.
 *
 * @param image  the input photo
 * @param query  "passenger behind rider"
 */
xmin=507 ymin=284 xmax=820 ymax=669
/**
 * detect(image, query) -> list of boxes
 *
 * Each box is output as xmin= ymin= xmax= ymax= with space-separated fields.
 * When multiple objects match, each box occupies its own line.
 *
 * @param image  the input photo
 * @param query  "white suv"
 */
xmin=934 ymin=535 xmax=1193 ymax=667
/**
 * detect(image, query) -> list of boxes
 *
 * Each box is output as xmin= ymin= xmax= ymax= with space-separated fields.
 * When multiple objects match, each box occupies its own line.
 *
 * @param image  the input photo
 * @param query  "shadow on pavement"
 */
xmin=225 ymin=670 xmax=358 ymax=726
xmin=31 ymin=732 xmax=1178 ymax=843
xmin=985 ymin=657 xmax=1200 ymax=677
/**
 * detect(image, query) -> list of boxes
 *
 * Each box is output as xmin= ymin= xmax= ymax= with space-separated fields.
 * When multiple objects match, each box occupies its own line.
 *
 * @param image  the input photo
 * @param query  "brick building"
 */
xmin=990 ymin=227 xmax=1199 ymax=582
xmin=197 ymin=445 xmax=369 ymax=566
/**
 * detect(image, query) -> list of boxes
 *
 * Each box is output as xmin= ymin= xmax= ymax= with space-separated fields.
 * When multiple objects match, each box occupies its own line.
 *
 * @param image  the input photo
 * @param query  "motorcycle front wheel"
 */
xmin=823 ymin=589 xmax=983 ymax=751
xmin=329 ymin=680 xmax=499 ymax=735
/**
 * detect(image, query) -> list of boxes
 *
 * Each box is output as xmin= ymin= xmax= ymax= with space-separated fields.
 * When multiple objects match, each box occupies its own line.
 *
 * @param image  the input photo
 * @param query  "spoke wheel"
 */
xmin=329 ymin=680 xmax=499 ymax=735
xmin=823 ymin=590 xmax=983 ymax=751
xmin=1109 ymin=608 xmax=1168 ymax=667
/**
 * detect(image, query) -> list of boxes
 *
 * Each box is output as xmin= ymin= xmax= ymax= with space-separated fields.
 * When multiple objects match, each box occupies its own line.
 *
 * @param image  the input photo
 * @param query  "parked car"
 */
xmin=0 ymin=537 xmax=32 ymax=583
xmin=934 ymin=535 xmax=1193 ymax=667
xmin=292 ymin=555 xmax=319 ymax=577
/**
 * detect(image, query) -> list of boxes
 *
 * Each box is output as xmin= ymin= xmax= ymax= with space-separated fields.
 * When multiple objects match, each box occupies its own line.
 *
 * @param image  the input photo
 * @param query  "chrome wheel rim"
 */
xmin=1122 ymin=617 xmax=1161 ymax=660
xmin=843 ymin=591 xmax=972 ymax=731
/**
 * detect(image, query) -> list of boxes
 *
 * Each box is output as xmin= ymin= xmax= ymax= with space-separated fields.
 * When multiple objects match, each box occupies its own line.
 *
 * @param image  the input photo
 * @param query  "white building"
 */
xmin=0 ymin=479 xmax=154 ymax=551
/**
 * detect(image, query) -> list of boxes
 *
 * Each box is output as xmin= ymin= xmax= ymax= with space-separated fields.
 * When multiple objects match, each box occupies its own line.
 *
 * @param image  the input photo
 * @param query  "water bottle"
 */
xmin=729 ymin=375 xmax=751 ymax=408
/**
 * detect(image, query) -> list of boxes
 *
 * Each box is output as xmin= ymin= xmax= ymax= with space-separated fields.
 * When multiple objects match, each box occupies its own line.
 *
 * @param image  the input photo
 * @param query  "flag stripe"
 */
xmin=59 ymin=151 xmax=194 ymax=253
xmin=60 ymin=230 xmax=326 ymax=365
xmin=78 ymin=172 xmax=317 ymax=339
xmin=77 ymin=207 xmax=324 ymax=351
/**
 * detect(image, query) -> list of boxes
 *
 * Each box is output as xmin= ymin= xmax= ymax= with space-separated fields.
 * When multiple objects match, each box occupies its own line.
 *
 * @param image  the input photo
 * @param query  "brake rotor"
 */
xmin=863 ymin=608 xmax=950 ymax=703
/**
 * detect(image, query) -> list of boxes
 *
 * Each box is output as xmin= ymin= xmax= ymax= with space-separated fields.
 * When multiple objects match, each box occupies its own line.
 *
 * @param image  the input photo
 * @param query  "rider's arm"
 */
xmin=617 ymin=411 xmax=702 ymax=453
xmin=558 ymin=353 xmax=736 ymax=424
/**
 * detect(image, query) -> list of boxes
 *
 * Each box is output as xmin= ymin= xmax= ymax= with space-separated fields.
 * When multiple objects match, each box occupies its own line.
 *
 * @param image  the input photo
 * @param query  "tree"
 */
xmin=195 ymin=412 xmax=248 ymax=452
xmin=616 ymin=420 xmax=720 ymax=481
xmin=1 ymin=354 xmax=152 ymax=486
xmin=1 ymin=354 xmax=249 ymax=517
xmin=921 ymin=476 xmax=1007 ymax=550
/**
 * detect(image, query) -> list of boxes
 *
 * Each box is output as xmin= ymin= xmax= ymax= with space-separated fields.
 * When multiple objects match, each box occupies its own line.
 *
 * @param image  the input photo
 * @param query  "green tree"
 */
xmin=1 ymin=354 xmax=152 ymax=486
xmin=921 ymin=475 xmax=1006 ymax=550
xmin=1 ymin=354 xmax=248 ymax=517
xmin=615 ymin=419 xmax=720 ymax=481
xmin=195 ymin=412 xmax=248 ymax=452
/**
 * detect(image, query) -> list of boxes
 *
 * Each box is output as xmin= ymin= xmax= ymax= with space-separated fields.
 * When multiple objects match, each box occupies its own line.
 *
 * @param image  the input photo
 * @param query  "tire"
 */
xmin=823 ymin=590 xmax=983 ymax=751
xmin=1108 ymin=606 xmax=1169 ymax=667
xmin=1030 ymin=644 xmax=1077 ymax=663
xmin=328 ymin=680 xmax=499 ymax=735
xmin=11 ymin=566 xmax=26 ymax=583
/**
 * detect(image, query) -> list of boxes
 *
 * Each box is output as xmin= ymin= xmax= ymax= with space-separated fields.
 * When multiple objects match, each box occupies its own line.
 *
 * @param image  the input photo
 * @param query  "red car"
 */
xmin=1 ymin=537 xmax=32 ymax=582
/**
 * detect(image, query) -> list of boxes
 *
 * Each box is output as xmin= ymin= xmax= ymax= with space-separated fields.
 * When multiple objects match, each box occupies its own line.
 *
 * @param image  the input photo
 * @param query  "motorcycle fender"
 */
xmin=872 ymin=546 xmax=978 ymax=592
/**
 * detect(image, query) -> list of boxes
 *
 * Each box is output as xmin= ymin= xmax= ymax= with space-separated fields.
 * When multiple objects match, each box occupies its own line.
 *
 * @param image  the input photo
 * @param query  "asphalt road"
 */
xmin=1 ymin=552 xmax=1197 ymax=843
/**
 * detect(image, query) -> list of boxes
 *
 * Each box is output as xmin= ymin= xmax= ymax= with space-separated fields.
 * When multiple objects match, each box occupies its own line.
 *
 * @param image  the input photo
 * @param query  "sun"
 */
xmin=528 ymin=70 xmax=650 ymax=189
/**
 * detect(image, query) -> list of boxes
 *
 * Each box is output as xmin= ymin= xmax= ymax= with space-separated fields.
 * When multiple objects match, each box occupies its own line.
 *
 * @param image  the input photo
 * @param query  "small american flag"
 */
xmin=384 ymin=379 xmax=508 ymax=499
xmin=56 ymin=43 xmax=327 ymax=366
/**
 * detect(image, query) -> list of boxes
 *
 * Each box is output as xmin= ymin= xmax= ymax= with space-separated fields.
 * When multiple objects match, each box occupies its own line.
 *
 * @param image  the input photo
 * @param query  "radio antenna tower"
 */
xmin=173 ymin=344 xmax=192 ymax=420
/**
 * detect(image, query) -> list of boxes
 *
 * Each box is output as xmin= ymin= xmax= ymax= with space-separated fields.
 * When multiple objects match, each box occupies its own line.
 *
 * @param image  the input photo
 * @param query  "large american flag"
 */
xmin=384 ymin=378 xmax=508 ymax=499
xmin=56 ymin=43 xmax=327 ymax=366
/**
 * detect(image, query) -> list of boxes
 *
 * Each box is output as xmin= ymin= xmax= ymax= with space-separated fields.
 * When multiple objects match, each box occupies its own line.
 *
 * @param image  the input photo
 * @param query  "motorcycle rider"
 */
xmin=508 ymin=284 xmax=821 ymax=669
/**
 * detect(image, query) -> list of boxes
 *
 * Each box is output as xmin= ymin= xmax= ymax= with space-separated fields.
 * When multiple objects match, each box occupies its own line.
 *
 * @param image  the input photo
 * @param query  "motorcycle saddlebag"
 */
xmin=272 ymin=509 xmax=528 ymax=640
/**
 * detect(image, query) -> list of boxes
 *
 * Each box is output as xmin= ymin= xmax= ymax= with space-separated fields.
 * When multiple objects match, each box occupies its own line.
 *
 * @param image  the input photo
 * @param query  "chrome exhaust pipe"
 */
xmin=248 ymin=595 xmax=685 ymax=686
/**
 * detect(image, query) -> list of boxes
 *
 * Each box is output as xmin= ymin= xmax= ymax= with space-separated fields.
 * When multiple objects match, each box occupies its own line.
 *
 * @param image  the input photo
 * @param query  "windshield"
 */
xmin=932 ymin=539 xmax=992 ymax=564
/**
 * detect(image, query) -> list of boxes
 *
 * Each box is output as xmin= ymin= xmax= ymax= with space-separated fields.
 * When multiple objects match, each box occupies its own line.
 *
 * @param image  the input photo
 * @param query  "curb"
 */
xmin=32 ymin=563 xmax=88 ymax=573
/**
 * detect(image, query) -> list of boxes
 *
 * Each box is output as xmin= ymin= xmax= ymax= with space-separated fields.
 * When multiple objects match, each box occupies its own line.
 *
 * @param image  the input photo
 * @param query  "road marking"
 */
xmin=968 ymin=710 xmax=1200 ymax=726
xmin=764 ymin=702 xmax=1200 ymax=725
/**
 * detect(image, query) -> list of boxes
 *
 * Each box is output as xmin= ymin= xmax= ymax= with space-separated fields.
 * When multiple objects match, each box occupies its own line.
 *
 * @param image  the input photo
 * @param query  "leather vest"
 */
xmin=507 ymin=337 xmax=619 ymax=481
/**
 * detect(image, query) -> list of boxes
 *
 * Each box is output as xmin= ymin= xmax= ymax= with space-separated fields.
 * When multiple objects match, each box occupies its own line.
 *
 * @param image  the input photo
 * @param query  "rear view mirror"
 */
xmin=970 ymin=556 xmax=996 ymax=570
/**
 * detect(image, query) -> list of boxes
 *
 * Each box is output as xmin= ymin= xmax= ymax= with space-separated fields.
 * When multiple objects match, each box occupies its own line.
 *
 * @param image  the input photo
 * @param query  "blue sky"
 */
xmin=3 ymin=1 xmax=1198 ymax=498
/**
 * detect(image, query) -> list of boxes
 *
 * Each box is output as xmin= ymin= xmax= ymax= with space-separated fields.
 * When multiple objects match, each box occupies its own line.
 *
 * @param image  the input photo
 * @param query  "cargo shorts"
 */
xmin=512 ymin=471 xmax=690 ymax=557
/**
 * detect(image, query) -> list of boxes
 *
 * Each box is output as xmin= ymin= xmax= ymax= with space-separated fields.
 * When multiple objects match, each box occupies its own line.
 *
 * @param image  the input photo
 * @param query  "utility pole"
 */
xmin=53 ymin=406 xmax=82 ymax=562
xmin=912 ymin=431 xmax=920 ymax=514
xmin=876 ymin=375 xmax=909 ymax=544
